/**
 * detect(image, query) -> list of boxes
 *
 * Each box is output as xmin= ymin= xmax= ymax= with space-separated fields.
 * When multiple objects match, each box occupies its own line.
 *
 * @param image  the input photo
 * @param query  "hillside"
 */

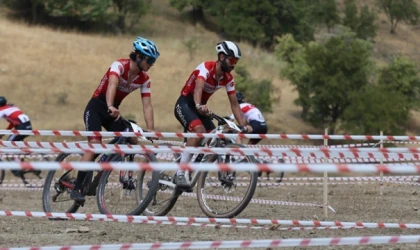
xmin=1 ymin=0 xmax=420 ymax=142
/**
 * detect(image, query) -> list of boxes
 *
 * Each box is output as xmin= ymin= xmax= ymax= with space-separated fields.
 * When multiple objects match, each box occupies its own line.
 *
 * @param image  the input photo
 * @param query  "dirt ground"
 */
xmin=1 ymin=172 xmax=420 ymax=250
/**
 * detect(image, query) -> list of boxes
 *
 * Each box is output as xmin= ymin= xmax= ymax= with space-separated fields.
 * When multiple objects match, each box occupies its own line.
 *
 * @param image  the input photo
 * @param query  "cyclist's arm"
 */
xmin=228 ymin=93 xmax=246 ymax=127
xmin=142 ymin=96 xmax=154 ymax=130
xmin=194 ymin=78 xmax=205 ymax=105
xmin=106 ymin=74 xmax=119 ymax=107
xmin=0 ymin=114 xmax=13 ymax=129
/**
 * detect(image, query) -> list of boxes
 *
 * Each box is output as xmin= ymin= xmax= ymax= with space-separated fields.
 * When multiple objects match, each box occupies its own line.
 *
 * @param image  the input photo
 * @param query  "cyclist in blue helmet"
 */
xmin=70 ymin=37 xmax=160 ymax=202
xmin=130 ymin=37 xmax=160 ymax=71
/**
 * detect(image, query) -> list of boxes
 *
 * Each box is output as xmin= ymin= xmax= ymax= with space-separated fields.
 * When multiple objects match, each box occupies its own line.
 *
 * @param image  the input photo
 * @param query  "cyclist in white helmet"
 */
xmin=174 ymin=41 xmax=248 ymax=189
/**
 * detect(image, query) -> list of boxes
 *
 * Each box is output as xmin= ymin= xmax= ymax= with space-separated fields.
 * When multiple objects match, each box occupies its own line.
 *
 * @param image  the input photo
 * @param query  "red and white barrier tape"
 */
xmin=273 ymin=176 xmax=420 ymax=182
xmin=2 ymin=180 xmax=419 ymax=191
xmin=3 ymin=142 xmax=420 ymax=160
xmin=0 ymin=187 xmax=42 ymax=191
xmin=3 ymin=235 xmax=420 ymax=249
xmin=0 ymin=183 xmax=43 ymax=188
xmin=2 ymin=152 xmax=417 ymax=164
xmin=2 ymin=175 xmax=415 ymax=184
xmin=384 ymin=140 xmax=420 ymax=145
xmin=0 ymin=212 xmax=397 ymax=232
xmin=3 ymin=211 xmax=420 ymax=229
xmin=283 ymin=157 xmax=420 ymax=164
xmin=3 ymin=129 xmax=420 ymax=141
xmin=3 ymin=140 xmax=420 ymax=153
xmin=1 ymin=161 xmax=420 ymax=173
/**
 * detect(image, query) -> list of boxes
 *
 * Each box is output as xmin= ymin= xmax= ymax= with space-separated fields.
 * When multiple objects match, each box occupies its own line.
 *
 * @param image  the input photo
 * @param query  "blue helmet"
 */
xmin=0 ymin=96 xmax=6 ymax=106
xmin=133 ymin=37 xmax=160 ymax=60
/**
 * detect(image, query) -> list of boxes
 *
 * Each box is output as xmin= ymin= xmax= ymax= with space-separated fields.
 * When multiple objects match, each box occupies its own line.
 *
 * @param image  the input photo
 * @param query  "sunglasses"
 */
xmin=226 ymin=57 xmax=238 ymax=65
xmin=143 ymin=56 xmax=156 ymax=65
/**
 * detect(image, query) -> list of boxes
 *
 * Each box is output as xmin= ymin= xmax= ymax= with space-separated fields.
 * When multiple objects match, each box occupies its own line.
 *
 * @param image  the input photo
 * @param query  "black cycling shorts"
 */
xmin=174 ymin=95 xmax=215 ymax=132
xmin=83 ymin=97 xmax=126 ymax=141
xmin=7 ymin=121 xmax=32 ymax=141
xmin=248 ymin=120 xmax=268 ymax=144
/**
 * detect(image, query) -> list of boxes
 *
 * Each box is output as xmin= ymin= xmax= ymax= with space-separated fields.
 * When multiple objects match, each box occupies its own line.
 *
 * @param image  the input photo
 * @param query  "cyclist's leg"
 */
xmin=71 ymin=98 xmax=109 ymax=202
xmin=9 ymin=122 xmax=31 ymax=179
xmin=247 ymin=120 xmax=267 ymax=145
xmin=247 ymin=120 xmax=269 ymax=177
xmin=174 ymin=96 xmax=214 ymax=187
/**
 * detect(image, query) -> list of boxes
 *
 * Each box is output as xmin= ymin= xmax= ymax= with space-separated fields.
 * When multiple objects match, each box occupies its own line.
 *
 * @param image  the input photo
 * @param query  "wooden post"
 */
xmin=379 ymin=131 xmax=384 ymax=196
xmin=323 ymin=128 xmax=329 ymax=218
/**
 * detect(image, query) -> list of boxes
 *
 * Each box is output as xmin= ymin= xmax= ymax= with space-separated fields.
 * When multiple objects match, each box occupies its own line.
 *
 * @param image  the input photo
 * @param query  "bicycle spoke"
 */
xmin=198 ymin=144 xmax=258 ymax=218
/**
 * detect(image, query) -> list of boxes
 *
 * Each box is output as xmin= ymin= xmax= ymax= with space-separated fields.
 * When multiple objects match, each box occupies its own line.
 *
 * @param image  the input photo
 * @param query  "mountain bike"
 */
xmin=42 ymin=117 xmax=160 ymax=215
xmin=139 ymin=113 xmax=259 ymax=218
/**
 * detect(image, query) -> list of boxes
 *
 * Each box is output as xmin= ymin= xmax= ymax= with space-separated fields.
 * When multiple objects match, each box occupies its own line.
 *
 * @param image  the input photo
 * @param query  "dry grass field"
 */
xmin=1 ymin=0 xmax=420 ymax=142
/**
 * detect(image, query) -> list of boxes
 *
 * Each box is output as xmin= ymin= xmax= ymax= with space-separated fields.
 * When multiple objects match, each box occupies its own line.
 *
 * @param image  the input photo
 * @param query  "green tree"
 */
xmin=44 ymin=0 xmax=109 ymax=22
xmin=2 ymin=0 xmax=150 ymax=32
xmin=277 ymin=30 xmax=374 ymax=133
xmin=343 ymin=0 xmax=358 ymax=31
xmin=270 ymin=0 xmax=317 ymax=43
xmin=357 ymin=5 xmax=377 ymax=40
xmin=169 ymin=0 xmax=318 ymax=47
xmin=111 ymin=0 xmax=150 ymax=33
xmin=377 ymin=56 xmax=420 ymax=109
xmin=343 ymin=0 xmax=377 ymax=40
xmin=169 ymin=0 xmax=210 ymax=23
xmin=275 ymin=34 xmax=311 ymax=118
xmin=341 ymin=85 xmax=409 ymax=135
xmin=377 ymin=0 xmax=420 ymax=34
xmin=216 ymin=0 xmax=277 ymax=45
xmin=234 ymin=65 xmax=276 ymax=113
xmin=313 ymin=0 xmax=340 ymax=32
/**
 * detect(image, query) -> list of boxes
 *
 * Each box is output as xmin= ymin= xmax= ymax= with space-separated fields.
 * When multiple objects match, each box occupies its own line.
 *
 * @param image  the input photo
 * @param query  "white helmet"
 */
xmin=216 ymin=41 xmax=241 ymax=59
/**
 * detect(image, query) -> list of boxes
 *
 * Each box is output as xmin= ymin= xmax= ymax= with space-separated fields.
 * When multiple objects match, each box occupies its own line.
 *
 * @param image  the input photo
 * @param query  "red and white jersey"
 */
xmin=230 ymin=103 xmax=265 ymax=123
xmin=181 ymin=61 xmax=235 ymax=104
xmin=0 ymin=105 xmax=30 ymax=127
xmin=93 ymin=59 xmax=151 ymax=104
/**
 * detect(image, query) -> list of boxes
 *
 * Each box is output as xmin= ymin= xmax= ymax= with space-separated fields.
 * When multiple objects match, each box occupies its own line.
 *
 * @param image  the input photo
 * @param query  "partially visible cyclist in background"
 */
xmin=0 ymin=96 xmax=32 ymax=141
xmin=229 ymin=92 xmax=267 ymax=145
xmin=0 ymin=96 xmax=37 ymax=178
xmin=70 ymin=37 xmax=160 ymax=202
xmin=228 ymin=92 xmax=283 ymax=181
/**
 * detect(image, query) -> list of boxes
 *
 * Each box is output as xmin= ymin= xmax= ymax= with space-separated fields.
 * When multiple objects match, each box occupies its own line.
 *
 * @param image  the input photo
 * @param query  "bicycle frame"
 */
xmin=56 ymin=118 xmax=149 ymax=197
xmin=159 ymin=115 xmax=241 ymax=189
xmin=107 ymin=119 xmax=150 ymax=191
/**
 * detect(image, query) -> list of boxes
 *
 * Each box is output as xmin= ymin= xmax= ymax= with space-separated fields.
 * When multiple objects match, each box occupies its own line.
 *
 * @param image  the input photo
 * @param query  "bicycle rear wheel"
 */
xmin=96 ymin=153 xmax=160 ymax=215
xmin=42 ymin=153 xmax=80 ymax=213
xmin=197 ymin=143 xmax=258 ymax=218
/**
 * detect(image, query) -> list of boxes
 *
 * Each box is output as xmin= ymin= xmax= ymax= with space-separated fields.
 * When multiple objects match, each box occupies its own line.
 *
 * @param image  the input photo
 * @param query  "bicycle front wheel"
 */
xmin=140 ymin=143 xmax=182 ymax=216
xmin=197 ymin=143 xmax=258 ymax=218
xmin=96 ymin=153 xmax=159 ymax=215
